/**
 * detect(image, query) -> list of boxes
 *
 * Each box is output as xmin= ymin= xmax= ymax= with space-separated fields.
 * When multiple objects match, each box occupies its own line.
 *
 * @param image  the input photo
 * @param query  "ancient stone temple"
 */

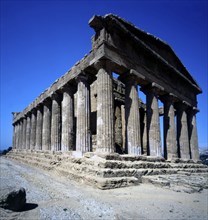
xmin=9 ymin=14 xmax=207 ymax=189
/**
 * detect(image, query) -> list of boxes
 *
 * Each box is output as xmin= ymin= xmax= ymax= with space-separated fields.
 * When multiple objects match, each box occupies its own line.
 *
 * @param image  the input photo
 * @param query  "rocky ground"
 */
xmin=0 ymin=157 xmax=207 ymax=220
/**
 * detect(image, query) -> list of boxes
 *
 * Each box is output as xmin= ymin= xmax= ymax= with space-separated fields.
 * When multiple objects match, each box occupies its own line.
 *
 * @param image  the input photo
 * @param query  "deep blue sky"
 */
xmin=1 ymin=0 xmax=207 ymax=150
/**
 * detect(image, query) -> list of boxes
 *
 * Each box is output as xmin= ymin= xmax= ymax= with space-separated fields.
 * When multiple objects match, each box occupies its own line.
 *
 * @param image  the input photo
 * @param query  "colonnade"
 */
xmin=12 ymin=62 xmax=200 ymax=161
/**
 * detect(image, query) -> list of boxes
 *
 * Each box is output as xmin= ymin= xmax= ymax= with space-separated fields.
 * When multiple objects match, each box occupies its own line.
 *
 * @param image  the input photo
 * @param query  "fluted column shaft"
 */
xmin=25 ymin=115 xmax=31 ymax=149
xmin=35 ymin=107 xmax=43 ymax=150
xmin=42 ymin=100 xmax=51 ymax=150
xmin=143 ymin=86 xmax=161 ymax=156
xmin=19 ymin=121 xmax=23 ymax=150
xmin=62 ymin=87 xmax=74 ymax=151
xmin=30 ymin=110 xmax=37 ymax=149
xmin=176 ymin=102 xmax=190 ymax=159
xmin=22 ymin=117 xmax=27 ymax=149
xmin=187 ymin=108 xmax=199 ymax=161
xmin=12 ymin=125 xmax=16 ymax=149
xmin=17 ymin=122 xmax=21 ymax=149
xmin=14 ymin=124 xmax=18 ymax=149
xmin=96 ymin=65 xmax=114 ymax=153
xmin=162 ymin=95 xmax=177 ymax=160
xmin=124 ymin=76 xmax=141 ymax=155
xmin=18 ymin=122 xmax=21 ymax=149
xmin=76 ymin=74 xmax=91 ymax=152
xmin=51 ymin=94 xmax=61 ymax=151
xmin=15 ymin=123 xmax=18 ymax=149
xmin=16 ymin=124 xmax=19 ymax=149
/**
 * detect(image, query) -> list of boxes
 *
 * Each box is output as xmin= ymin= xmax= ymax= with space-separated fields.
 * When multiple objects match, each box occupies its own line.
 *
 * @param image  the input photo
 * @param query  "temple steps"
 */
xmin=53 ymin=167 xmax=140 ymax=189
xmin=5 ymin=150 xmax=208 ymax=189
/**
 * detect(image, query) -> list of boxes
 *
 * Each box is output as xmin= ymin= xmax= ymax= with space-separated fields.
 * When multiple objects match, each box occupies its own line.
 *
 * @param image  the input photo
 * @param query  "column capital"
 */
xmin=60 ymin=83 xmax=75 ymax=94
xmin=22 ymin=116 xmax=27 ymax=121
xmin=187 ymin=106 xmax=199 ymax=114
xmin=51 ymin=92 xmax=62 ymax=102
xmin=119 ymin=69 xmax=145 ymax=85
xmin=18 ymin=118 xmax=23 ymax=123
xmin=43 ymin=97 xmax=52 ymax=107
xmin=140 ymin=82 xmax=164 ymax=95
xmin=25 ymin=111 xmax=32 ymax=117
xmin=36 ymin=103 xmax=43 ymax=111
xmin=75 ymin=72 xmax=88 ymax=83
xmin=175 ymin=100 xmax=191 ymax=111
xmin=160 ymin=93 xmax=178 ymax=104
xmin=31 ymin=108 xmax=37 ymax=114
xmin=94 ymin=59 xmax=113 ymax=72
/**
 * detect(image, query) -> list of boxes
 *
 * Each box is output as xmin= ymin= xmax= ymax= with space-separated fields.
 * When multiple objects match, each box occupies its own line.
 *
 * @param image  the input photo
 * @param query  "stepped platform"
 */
xmin=5 ymin=150 xmax=208 ymax=190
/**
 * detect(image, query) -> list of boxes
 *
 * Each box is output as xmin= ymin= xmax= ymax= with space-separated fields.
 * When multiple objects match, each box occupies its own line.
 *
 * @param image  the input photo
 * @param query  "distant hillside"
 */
xmin=199 ymin=148 xmax=208 ymax=166
xmin=0 ymin=147 xmax=12 ymax=156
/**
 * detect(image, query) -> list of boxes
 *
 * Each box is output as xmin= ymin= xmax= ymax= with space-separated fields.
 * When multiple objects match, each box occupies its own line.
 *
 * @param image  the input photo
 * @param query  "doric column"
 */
xmin=22 ymin=117 xmax=27 ymax=149
xmin=96 ymin=61 xmax=114 ymax=153
xmin=30 ymin=109 xmax=37 ymax=150
xmin=61 ymin=86 xmax=74 ymax=151
xmin=25 ymin=113 xmax=31 ymax=149
xmin=19 ymin=120 xmax=23 ymax=150
xmin=12 ymin=124 xmax=16 ymax=149
xmin=17 ymin=121 xmax=21 ymax=150
xmin=15 ymin=123 xmax=19 ymax=149
xmin=35 ymin=105 xmax=43 ymax=150
xmin=15 ymin=124 xmax=19 ymax=149
xmin=121 ymin=105 xmax=126 ymax=152
xmin=141 ymin=84 xmax=162 ymax=156
xmin=121 ymin=73 xmax=141 ymax=155
xmin=51 ymin=93 xmax=62 ymax=151
xmin=76 ymin=73 xmax=91 ymax=153
xmin=13 ymin=124 xmax=18 ymax=149
xmin=161 ymin=94 xmax=178 ymax=160
xmin=18 ymin=122 xmax=22 ymax=149
xmin=42 ymin=99 xmax=52 ymax=151
xmin=114 ymin=104 xmax=123 ymax=152
xmin=187 ymin=107 xmax=199 ymax=161
xmin=141 ymin=110 xmax=147 ymax=155
xmin=176 ymin=102 xmax=190 ymax=160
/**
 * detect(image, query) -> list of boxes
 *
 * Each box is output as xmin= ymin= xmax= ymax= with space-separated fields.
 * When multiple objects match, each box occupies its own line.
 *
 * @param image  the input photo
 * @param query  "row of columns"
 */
xmin=12 ymin=63 xmax=199 ymax=161
xmin=13 ymin=87 xmax=75 ymax=152
xmin=12 ymin=62 xmax=115 ymax=154
xmin=119 ymin=72 xmax=199 ymax=161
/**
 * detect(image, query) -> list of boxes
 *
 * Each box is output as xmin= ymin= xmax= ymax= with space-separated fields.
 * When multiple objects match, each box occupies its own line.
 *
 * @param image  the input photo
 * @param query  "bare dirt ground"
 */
xmin=0 ymin=157 xmax=207 ymax=220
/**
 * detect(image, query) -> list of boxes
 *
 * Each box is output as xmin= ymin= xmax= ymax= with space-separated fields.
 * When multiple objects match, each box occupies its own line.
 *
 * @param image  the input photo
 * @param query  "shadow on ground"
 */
xmin=19 ymin=203 xmax=38 ymax=212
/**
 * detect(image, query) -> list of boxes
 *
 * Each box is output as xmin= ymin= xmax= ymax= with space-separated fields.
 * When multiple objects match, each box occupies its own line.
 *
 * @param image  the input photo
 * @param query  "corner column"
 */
xmin=35 ymin=105 xmax=43 ymax=150
xmin=61 ymin=86 xmax=74 ymax=151
xmin=161 ymin=94 xmax=178 ymax=160
xmin=176 ymin=102 xmax=190 ymax=159
xmin=187 ymin=107 xmax=200 ymax=161
xmin=142 ymin=84 xmax=162 ymax=156
xmin=42 ymin=99 xmax=52 ymax=151
xmin=96 ymin=61 xmax=115 ymax=153
xmin=76 ymin=73 xmax=91 ymax=153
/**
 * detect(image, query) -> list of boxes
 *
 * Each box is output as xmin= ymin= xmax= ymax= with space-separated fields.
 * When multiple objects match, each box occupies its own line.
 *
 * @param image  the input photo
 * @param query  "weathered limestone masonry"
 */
xmin=9 ymin=14 xmax=206 ymax=189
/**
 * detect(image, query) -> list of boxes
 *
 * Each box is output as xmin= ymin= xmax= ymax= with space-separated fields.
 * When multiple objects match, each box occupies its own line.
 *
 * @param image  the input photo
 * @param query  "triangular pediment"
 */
xmin=90 ymin=14 xmax=202 ymax=93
